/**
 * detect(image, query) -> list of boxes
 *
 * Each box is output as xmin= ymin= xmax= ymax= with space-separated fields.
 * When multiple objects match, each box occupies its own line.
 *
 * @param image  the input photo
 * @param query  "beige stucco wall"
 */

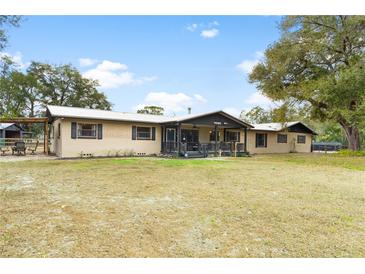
xmin=246 ymin=130 xmax=312 ymax=154
xmin=50 ymin=118 xmax=313 ymax=157
xmin=50 ymin=119 xmax=62 ymax=157
xmin=52 ymin=118 xmax=161 ymax=158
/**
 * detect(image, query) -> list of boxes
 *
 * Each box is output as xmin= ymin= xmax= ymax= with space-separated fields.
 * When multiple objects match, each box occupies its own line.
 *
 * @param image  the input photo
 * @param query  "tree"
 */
xmin=240 ymin=106 xmax=271 ymax=124
xmin=249 ymin=16 xmax=365 ymax=150
xmin=137 ymin=106 xmax=164 ymax=115
xmin=0 ymin=56 xmax=26 ymax=117
xmin=0 ymin=16 xmax=21 ymax=51
xmin=27 ymin=62 xmax=112 ymax=110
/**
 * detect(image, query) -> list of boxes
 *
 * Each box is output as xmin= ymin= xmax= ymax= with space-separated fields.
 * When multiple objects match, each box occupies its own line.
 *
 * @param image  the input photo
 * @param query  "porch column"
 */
xmin=44 ymin=122 xmax=48 ymax=154
xmin=244 ymin=127 xmax=247 ymax=152
xmin=177 ymin=123 xmax=181 ymax=156
xmin=160 ymin=125 xmax=165 ymax=153
xmin=214 ymin=125 xmax=218 ymax=157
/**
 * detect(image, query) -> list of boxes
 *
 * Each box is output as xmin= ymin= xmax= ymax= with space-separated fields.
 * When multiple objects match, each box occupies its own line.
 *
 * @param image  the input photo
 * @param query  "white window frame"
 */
xmin=136 ymin=126 xmax=152 ymax=140
xmin=77 ymin=123 xmax=97 ymax=139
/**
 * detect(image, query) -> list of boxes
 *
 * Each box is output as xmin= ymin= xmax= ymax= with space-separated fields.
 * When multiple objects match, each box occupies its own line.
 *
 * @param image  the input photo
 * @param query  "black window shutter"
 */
xmin=71 ymin=122 xmax=77 ymax=139
xmin=132 ymin=126 xmax=137 ymax=140
xmin=265 ymin=134 xmax=268 ymax=147
xmin=151 ymin=127 xmax=156 ymax=140
xmin=97 ymin=124 xmax=103 ymax=139
xmin=255 ymin=133 xmax=258 ymax=148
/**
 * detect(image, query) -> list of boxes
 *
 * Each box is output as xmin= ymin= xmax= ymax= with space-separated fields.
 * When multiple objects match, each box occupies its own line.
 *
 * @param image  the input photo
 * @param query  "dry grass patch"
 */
xmin=1 ymin=154 xmax=365 ymax=257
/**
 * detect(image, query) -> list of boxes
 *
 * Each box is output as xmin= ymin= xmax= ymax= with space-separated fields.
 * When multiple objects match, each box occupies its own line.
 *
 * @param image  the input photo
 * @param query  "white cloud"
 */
xmin=200 ymin=28 xmax=219 ymax=39
xmin=0 ymin=51 xmax=29 ymax=69
xmin=223 ymin=107 xmax=242 ymax=118
xmin=82 ymin=59 xmax=156 ymax=89
xmin=186 ymin=23 xmax=198 ymax=32
xmin=135 ymin=92 xmax=207 ymax=114
xmin=78 ymin=58 xmax=98 ymax=67
xmin=96 ymin=60 xmax=128 ymax=71
xmin=193 ymin=94 xmax=207 ymax=103
xmin=245 ymin=92 xmax=275 ymax=109
xmin=236 ymin=51 xmax=264 ymax=74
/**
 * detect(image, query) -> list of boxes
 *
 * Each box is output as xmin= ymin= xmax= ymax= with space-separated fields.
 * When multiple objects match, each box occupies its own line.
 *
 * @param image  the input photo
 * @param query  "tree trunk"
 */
xmin=339 ymin=122 xmax=361 ymax=151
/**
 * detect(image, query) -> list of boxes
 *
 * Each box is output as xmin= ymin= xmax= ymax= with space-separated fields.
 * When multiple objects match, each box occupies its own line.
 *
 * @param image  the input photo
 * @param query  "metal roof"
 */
xmin=0 ymin=123 xmax=15 ymax=130
xmin=251 ymin=121 xmax=317 ymax=134
xmin=46 ymin=105 xmax=253 ymax=127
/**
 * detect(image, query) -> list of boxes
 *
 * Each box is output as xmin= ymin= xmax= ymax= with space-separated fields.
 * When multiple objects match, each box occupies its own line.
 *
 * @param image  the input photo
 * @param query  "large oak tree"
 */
xmin=249 ymin=16 xmax=365 ymax=150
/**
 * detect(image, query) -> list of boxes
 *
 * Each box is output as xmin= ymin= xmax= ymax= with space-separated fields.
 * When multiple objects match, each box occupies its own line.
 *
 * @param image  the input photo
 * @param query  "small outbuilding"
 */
xmin=0 ymin=123 xmax=25 ymax=139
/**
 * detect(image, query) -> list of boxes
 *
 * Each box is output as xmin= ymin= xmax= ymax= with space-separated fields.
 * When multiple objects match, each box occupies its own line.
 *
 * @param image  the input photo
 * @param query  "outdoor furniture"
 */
xmin=0 ymin=146 xmax=10 ymax=156
xmin=27 ymin=140 xmax=39 ymax=155
xmin=12 ymin=141 xmax=27 ymax=156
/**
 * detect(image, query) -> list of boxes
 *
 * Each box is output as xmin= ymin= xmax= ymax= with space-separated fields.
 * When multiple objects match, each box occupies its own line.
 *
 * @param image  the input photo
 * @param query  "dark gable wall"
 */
xmin=287 ymin=123 xmax=314 ymax=134
xmin=180 ymin=113 xmax=245 ymax=128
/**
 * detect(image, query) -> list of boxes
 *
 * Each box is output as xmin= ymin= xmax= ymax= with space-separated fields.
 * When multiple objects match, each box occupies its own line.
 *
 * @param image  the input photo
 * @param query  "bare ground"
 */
xmin=1 ymin=154 xmax=365 ymax=257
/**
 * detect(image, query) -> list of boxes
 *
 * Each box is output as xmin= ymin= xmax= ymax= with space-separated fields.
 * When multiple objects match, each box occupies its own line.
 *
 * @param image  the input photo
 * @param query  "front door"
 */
xmin=166 ymin=128 xmax=176 ymax=142
xmin=165 ymin=128 xmax=176 ymax=152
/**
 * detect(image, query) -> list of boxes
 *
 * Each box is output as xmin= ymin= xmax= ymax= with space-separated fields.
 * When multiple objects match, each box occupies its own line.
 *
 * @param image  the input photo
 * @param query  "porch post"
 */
xmin=244 ymin=127 xmax=247 ymax=153
xmin=44 ymin=122 xmax=49 ymax=154
xmin=160 ymin=125 xmax=164 ymax=153
xmin=177 ymin=123 xmax=181 ymax=156
xmin=214 ymin=125 xmax=218 ymax=157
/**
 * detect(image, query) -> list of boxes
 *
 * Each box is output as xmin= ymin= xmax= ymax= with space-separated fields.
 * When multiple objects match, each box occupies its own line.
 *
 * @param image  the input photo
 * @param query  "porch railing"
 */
xmin=162 ymin=141 xmax=246 ymax=155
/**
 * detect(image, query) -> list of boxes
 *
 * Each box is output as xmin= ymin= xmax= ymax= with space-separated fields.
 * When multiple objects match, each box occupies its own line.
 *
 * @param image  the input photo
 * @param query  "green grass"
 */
xmin=1 ymin=153 xmax=365 ymax=257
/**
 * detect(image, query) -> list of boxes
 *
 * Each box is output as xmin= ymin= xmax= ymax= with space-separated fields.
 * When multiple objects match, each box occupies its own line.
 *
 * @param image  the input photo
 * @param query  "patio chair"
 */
xmin=27 ymin=140 xmax=39 ymax=155
xmin=12 ymin=141 xmax=27 ymax=156
xmin=0 ymin=146 xmax=10 ymax=156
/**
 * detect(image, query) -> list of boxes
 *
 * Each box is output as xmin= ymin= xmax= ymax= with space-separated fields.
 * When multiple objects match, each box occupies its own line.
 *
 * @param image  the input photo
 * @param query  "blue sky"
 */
xmin=5 ymin=16 xmax=281 ymax=116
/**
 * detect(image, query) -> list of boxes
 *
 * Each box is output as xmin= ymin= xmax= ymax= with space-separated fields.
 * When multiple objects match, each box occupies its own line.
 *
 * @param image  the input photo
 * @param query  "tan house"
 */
xmin=46 ymin=105 xmax=316 ymax=158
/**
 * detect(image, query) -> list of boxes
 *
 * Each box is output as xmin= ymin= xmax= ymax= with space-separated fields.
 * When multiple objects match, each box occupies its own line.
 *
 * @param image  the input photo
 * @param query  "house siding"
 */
xmin=50 ymin=118 xmax=313 ymax=157
xmin=52 ymin=118 xmax=161 ymax=158
xmin=246 ymin=130 xmax=312 ymax=154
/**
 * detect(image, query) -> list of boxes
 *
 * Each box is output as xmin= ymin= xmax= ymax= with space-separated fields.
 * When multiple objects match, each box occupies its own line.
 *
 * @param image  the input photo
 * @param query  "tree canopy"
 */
xmin=137 ymin=106 xmax=164 ymax=115
xmin=0 ymin=16 xmax=21 ymax=51
xmin=0 ymin=60 xmax=112 ymax=118
xmin=249 ymin=16 xmax=365 ymax=150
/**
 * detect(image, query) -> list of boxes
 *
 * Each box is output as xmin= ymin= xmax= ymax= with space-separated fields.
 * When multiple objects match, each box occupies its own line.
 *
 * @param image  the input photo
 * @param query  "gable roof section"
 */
xmin=251 ymin=121 xmax=317 ymax=135
xmin=0 ymin=123 xmax=15 ymax=130
xmin=46 ymin=105 xmax=253 ymax=128
xmin=0 ymin=123 xmax=24 ymax=131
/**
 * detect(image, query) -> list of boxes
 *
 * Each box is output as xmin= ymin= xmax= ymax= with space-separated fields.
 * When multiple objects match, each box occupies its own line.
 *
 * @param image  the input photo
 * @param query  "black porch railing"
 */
xmin=162 ymin=141 xmax=246 ymax=156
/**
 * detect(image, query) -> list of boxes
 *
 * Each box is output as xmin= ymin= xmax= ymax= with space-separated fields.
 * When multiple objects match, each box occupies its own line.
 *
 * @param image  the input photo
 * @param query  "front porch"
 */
xmin=160 ymin=111 xmax=252 ymax=158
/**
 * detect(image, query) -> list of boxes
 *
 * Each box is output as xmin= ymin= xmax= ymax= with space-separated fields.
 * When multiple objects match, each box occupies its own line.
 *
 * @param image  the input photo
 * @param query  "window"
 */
xmin=137 ymin=127 xmax=152 ymax=140
xmin=77 ymin=123 xmax=97 ymax=138
xmin=256 ymin=133 xmax=267 ymax=148
xmin=277 ymin=134 xmax=287 ymax=143
xmin=226 ymin=131 xmax=240 ymax=142
xmin=209 ymin=130 xmax=220 ymax=142
xmin=297 ymin=135 xmax=306 ymax=144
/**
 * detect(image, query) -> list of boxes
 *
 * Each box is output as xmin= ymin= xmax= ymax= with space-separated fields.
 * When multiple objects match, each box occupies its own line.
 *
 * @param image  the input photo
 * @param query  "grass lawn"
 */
xmin=1 ymin=154 xmax=365 ymax=257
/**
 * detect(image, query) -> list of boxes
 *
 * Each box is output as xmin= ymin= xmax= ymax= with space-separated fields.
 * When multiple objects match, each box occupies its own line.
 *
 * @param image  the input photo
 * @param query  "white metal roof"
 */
xmin=251 ymin=122 xmax=300 ymax=131
xmin=47 ymin=105 xmax=173 ymax=123
xmin=0 ymin=123 xmax=15 ymax=130
xmin=46 ymin=105 xmax=252 ymax=127
xmin=251 ymin=121 xmax=317 ymax=134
